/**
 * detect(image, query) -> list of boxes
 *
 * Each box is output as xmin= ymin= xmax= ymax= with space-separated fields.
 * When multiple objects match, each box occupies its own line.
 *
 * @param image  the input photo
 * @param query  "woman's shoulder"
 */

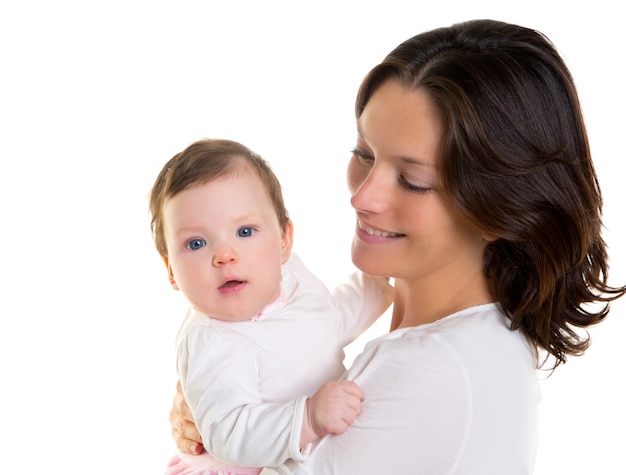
xmin=401 ymin=303 xmax=528 ymax=352
xmin=332 ymin=303 xmax=539 ymax=474
xmin=355 ymin=303 xmax=535 ymax=381
xmin=364 ymin=303 xmax=506 ymax=347
xmin=427 ymin=303 xmax=536 ymax=368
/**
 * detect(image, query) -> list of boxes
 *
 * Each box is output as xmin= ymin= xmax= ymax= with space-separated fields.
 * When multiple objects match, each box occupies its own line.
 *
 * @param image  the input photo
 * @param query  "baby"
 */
xmin=148 ymin=138 xmax=393 ymax=474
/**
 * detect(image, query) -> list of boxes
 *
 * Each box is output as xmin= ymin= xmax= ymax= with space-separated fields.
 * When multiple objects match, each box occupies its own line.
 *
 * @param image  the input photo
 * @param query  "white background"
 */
xmin=1 ymin=1 xmax=624 ymax=474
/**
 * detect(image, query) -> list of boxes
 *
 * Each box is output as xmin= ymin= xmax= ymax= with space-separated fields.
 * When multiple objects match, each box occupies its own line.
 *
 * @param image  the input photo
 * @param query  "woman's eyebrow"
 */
xmin=356 ymin=122 xmax=435 ymax=168
xmin=399 ymin=156 xmax=435 ymax=168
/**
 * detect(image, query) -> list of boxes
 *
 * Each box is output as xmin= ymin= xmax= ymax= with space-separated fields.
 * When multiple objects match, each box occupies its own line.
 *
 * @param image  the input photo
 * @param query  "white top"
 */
xmin=175 ymin=253 xmax=394 ymax=469
xmin=279 ymin=303 xmax=541 ymax=475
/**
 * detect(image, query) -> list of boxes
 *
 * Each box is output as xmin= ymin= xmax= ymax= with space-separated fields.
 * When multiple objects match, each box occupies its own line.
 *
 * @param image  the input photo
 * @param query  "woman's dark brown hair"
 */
xmin=356 ymin=19 xmax=625 ymax=368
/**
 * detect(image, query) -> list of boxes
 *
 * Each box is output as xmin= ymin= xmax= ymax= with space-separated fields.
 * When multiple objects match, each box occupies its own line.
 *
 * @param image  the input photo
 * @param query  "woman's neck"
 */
xmin=390 ymin=268 xmax=494 ymax=331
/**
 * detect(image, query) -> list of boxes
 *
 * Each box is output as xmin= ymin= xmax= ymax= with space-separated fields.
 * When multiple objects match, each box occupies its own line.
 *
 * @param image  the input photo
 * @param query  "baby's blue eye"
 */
xmin=186 ymin=239 xmax=205 ymax=250
xmin=237 ymin=227 xmax=255 ymax=238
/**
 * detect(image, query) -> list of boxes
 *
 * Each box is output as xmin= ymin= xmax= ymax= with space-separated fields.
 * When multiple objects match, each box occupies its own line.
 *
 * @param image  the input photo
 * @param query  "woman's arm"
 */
xmin=170 ymin=380 xmax=204 ymax=455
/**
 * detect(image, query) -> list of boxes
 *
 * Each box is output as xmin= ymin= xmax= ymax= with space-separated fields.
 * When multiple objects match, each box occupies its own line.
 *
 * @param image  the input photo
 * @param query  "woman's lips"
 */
xmin=357 ymin=220 xmax=404 ymax=238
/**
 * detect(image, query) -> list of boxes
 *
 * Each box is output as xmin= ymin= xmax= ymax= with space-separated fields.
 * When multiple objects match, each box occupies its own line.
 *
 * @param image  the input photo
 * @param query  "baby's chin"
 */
xmin=193 ymin=305 xmax=259 ymax=323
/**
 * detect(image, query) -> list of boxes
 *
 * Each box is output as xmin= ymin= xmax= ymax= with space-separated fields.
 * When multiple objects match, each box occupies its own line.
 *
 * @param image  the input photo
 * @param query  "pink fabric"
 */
xmin=165 ymin=453 xmax=262 ymax=475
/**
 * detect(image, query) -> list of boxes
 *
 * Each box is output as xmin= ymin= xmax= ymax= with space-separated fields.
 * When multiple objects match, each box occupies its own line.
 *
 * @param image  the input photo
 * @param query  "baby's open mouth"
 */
xmin=220 ymin=280 xmax=245 ymax=289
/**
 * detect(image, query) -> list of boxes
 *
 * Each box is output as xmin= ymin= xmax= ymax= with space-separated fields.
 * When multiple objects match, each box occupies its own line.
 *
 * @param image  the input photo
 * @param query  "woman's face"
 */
xmin=348 ymin=78 xmax=489 ymax=285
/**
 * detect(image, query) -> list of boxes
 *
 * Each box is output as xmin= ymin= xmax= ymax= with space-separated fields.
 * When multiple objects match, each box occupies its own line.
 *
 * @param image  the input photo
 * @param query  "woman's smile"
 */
xmin=357 ymin=219 xmax=404 ymax=241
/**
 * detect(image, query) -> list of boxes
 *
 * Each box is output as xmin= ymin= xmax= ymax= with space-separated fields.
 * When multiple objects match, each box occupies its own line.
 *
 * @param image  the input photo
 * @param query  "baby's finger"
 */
xmin=339 ymin=380 xmax=364 ymax=400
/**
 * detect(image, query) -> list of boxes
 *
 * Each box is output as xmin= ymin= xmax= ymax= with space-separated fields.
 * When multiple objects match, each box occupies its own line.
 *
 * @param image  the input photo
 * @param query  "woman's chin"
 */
xmin=351 ymin=245 xmax=389 ymax=277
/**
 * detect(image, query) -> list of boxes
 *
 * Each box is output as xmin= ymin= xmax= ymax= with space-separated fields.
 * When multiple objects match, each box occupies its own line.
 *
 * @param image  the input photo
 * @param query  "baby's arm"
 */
xmin=333 ymin=272 xmax=394 ymax=346
xmin=299 ymin=380 xmax=363 ymax=448
xmin=180 ymin=326 xmax=318 ymax=467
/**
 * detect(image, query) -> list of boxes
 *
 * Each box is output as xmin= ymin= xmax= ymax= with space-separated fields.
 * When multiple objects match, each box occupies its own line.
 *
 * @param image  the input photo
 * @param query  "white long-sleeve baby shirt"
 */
xmin=175 ymin=253 xmax=393 ymax=468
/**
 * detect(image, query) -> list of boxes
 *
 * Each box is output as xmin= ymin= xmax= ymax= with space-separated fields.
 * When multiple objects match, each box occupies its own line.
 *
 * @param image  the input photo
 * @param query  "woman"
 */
xmin=169 ymin=19 xmax=625 ymax=473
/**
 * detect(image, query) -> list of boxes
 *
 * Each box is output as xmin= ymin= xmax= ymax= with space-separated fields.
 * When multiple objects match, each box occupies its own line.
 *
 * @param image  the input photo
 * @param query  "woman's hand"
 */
xmin=169 ymin=380 xmax=204 ymax=455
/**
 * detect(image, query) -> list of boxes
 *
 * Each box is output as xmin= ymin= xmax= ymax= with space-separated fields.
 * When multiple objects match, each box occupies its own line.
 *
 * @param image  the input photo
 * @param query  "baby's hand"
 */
xmin=305 ymin=381 xmax=363 ymax=440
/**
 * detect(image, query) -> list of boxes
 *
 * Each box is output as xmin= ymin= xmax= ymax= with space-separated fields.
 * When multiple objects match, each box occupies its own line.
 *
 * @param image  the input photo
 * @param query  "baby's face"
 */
xmin=162 ymin=170 xmax=291 ymax=321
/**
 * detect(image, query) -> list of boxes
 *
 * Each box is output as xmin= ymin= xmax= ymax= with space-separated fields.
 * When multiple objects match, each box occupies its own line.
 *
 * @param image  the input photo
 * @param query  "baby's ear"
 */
xmin=280 ymin=219 xmax=294 ymax=264
xmin=163 ymin=256 xmax=179 ymax=290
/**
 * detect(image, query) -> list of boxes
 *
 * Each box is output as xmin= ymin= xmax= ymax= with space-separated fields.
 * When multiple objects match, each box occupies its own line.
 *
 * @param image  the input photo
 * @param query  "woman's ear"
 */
xmin=482 ymin=231 xmax=499 ymax=243
xmin=280 ymin=219 xmax=294 ymax=264
xmin=163 ymin=256 xmax=179 ymax=290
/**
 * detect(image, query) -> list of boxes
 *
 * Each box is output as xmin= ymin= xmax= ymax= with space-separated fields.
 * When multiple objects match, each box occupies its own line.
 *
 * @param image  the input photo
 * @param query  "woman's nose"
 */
xmin=350 ymin=166 xmax=391 ymax=214
xmin=213 ymin=246 xmax=238 ymax=266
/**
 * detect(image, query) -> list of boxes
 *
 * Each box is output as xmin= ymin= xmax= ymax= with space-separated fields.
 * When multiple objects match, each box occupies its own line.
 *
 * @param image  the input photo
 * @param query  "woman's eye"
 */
xmin=237 ymin=227 xmax=255 ymax=238
xmin=399 ymin=175 xmax=433 ymax=194
xmin=351 ymin=148 xmax=374 ymax=162
xmin=186 ymin=239 xmax=205 ymax=250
